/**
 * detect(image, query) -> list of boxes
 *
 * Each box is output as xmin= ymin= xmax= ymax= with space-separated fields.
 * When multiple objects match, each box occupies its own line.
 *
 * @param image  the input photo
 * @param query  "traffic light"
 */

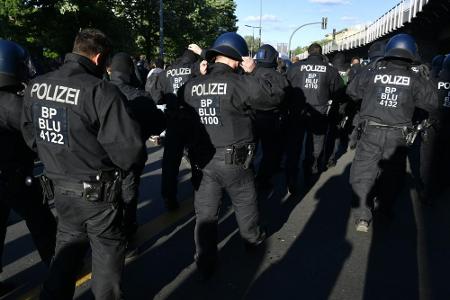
xmin=321 ymin=17 xmax=328 ymax=30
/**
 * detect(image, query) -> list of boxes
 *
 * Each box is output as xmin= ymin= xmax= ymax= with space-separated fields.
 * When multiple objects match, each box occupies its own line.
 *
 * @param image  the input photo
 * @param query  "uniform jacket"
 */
xmin=435 ymin=69 xmax=450 ymax=130
xmin=254 ymin=65 xmax=289 ymax=114
xmin=286 ymin=54 xmax=344 ymax=116
xmin=179 ymin=62 xmax=285 ymax=149
xmin=346 ymin=59 xmax=438 ymax=126
xmin=21 ymin=53 xmax=146 ymax=182
xmin=0 ymin=90 xmax=35 ymax=171
xmin=149 ymin=52 xmax=200 ymax=108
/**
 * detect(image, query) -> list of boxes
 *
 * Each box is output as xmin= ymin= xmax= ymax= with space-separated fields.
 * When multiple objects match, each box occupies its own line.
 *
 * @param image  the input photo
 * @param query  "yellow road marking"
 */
xmin=20 ymin=198 xmax=194 ymax=300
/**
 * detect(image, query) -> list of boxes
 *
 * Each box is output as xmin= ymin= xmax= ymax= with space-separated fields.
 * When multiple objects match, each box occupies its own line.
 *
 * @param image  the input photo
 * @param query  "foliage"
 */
xmin=244 ymin=35 xmax=261 ymax=55
xmin=0 ymin=0 xmax=238 ymax=63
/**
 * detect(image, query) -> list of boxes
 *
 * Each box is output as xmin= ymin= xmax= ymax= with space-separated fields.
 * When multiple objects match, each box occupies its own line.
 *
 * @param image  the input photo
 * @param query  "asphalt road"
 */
xmin=1 ymin=142 xmax=449 ymax=300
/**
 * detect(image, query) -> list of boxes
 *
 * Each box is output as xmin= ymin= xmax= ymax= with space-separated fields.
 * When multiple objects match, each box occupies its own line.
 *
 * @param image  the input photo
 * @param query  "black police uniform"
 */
xmin=180 ymin=62 xmax=284 ymax=274
xmin=21 ymin=53 xmax=146 ymax=299
xmin=110 ymin=53 xmax=166 ymax=239
xmin=285 ymin=54 xmax=344 ymax=188
xmin=421 ymin=64 xmax=450 ymax=197
xmin=0 ymin=89 xmax=56 ymax=278
xmin=347 ymin=58 xmax=437 ymax=224
xmin=253 ymin=64 xmax=289 ymax=187
xmin=149 ymin=50 xmax=200 ymax=209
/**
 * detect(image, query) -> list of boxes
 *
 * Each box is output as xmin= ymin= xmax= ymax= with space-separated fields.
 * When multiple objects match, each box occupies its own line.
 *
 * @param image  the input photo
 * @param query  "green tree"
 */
xmin=0 ymin=0 xmax=238 ymax=63
xmin=244 ymin=35 xmax=261 ymax=56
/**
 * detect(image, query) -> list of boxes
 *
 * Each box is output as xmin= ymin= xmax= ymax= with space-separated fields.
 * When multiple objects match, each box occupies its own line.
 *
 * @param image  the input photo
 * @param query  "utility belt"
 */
xmin=366 ymin=120 xmax=408 ymax=131
xmin=224 ymin=143 xmax=255 ymax=169
xmin=41 ymin=169 xmax=123 ymax=204
xmin=357 ymin=120 xmax=415 ymax=144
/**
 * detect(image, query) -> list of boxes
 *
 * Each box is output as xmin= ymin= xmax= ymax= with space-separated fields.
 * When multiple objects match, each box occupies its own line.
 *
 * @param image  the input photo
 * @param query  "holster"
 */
xmin=224 ymin=143 xmax=255 ymax=169
xmin=83 ymin=169 xmax=122 ymax=205
xmin=356 ymin=120 xmax=367 ymax=141
xmin=39 ymin=175 xmax=54 ymax=203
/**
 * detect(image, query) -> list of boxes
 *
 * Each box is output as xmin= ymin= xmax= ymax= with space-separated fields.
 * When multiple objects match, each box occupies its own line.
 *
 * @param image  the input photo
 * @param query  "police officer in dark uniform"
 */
xmin=253 ymin=44 xmax=289 ymax=189
xmin=109 ymin=52 xmax=166 ymax=242
xmin=0 ymin=40 xmax=56 ymax=297
xmin=419 ymin=54 xmax=450 ymax=201
xmin=347 ymin=34 xmax=437 ymax=232
xmin=149 ymin=49 xmax=200 ymax=211
xmin=285 ymin=43 xmax=344 ymax=192
xmin=433 ymin=54 xmax=450 ymax=192
xmin=179 ymin=32 xmax=284 ymax=278
xmin=21 ymin=29 xmax=146 ymax=299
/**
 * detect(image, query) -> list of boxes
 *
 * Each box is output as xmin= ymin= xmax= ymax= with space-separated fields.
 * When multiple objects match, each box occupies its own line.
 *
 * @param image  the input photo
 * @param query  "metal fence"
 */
xmin=319 ymin=0 xmax=430 ymax=55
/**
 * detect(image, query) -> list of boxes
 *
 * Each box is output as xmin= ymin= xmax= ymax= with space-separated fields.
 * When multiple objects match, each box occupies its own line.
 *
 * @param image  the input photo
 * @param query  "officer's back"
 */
xmin=348 ymin=55 xmax=437 ymax=127
xmin=287 ymin=43 xmax=342 ymax=115
xmin=21 ymin=28 xmax=145 ymax=300
xmin=150 ymin=50 xmax=199 ymax=108
xmin=436 ymin=55 xmax=450 ymax=127
xmin=22 ymin=37 xmax=145 ymax=182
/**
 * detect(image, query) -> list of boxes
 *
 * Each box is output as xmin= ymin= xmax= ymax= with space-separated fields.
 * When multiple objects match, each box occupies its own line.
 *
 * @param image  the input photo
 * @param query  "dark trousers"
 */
xmin=419 ymin=125 xmax=450 ymax=196
xmin=254 ymin=111 xmax=283 ymax=184
xmin=194 ymin=151 xmax=262 ymax=266
xmin=121 ymin=169 xmax=142 ymax=239
xmin=350 ymin=126 xmax=407 ymax=222
xmin=161 ymin=125 xmax=184 ymax=200
xmin=0 ymin=171 xmax=56 ymax=272
xmin=286 ymin=113 xmax=328 ymax=184
xmin=41 ymin=185 xmax=125 ymax=300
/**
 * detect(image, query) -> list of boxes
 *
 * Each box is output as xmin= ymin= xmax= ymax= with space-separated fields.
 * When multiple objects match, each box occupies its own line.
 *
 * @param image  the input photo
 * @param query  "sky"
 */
xmin=235 ymin=0 xmax=401 ymax=53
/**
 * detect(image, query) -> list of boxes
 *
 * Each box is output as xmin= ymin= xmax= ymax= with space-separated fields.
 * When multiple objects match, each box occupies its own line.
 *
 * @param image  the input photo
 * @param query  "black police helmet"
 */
xmin=385 ymin=34 xmax=418 ymax=61
xmin=368 ymin=40 xmax=386 ymax=60
xmin=442 ymin=54 xmax=450 ymax=73
xmin=0 ymin=39 xmax=30 ymax=88
xmin=255 ymin=44 xmax=278 ymax=68
xmin=431 ymin=54 xmax=445 ymax=71
xmin=205 ymin=32 xmax=249 ymax=62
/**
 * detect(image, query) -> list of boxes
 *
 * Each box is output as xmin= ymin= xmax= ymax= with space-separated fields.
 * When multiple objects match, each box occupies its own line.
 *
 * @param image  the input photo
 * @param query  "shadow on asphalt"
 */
xmin=245 ymin=165 xmax=352 ymax=299
xmin=363 ymin=175 xmax=420 ymax=300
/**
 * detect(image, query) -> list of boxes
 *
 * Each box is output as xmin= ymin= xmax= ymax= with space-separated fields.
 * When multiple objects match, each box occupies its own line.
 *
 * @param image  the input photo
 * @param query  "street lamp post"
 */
xmin=245 ymin=24 xmax=261 ymax=57
xmin=159 ymin=0 xmax=164 ymax=60
xmin=288 ymin=17 xmax=328 ymax=59
xmin=259 ymin=0 xmax=262 ymax=48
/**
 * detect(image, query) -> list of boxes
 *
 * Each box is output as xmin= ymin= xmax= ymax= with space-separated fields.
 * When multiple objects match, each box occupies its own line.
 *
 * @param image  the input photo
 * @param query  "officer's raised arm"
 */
xmin=237 ymin=56 xmax=285 ymax=111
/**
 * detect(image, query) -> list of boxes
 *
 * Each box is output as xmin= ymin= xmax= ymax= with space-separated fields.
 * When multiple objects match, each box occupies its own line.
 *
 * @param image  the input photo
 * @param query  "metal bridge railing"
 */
xmin=320 ymin=0 xmax=430 ymax=55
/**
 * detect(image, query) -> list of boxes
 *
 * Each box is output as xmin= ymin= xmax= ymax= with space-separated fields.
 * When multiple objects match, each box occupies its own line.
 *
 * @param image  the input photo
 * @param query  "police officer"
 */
xmin=149 ymin=49 xmax=200 ymax=211
xmin=0 ymin=40 xmax=56 ymax=297
xmin=179 ymin=32 xmax=284 ymax=278
xmin=109 ymin=52 xmax=166 ymax=243
xmin=21 ymin=29 xmax=146 ymax=299
xmin=418 ymin=54 xmax=450 ymax=201
xmin=253 ymin=44 xmax=289 ymax=189
xmin=285 ymin=43 xmax=344 ymax=192
xmin=347 ymin=34 xmax=437 ymax=232
xmin=433 ymin=54 xmax=450 ymax=192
